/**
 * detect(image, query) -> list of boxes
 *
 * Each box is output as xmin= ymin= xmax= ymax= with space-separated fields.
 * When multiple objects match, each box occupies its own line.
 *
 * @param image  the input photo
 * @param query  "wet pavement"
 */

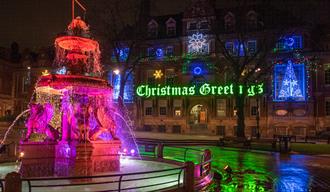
xmin=193 ymin=146 xmax=330 ymax=192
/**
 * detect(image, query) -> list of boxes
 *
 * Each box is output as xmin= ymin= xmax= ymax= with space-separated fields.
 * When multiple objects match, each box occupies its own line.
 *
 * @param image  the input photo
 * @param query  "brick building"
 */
xmin=108 ymin=0 xmax=330 ymax=138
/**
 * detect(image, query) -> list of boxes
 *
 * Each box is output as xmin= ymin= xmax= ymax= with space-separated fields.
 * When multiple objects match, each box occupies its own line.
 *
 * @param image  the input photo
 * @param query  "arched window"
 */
xmin=247 ymin=11 xmax=257 ymax=29
xmin=148 ymin=20 xmax=158 ymax=38
xmin=224 ymin=12 xmax=235 ymax=31
xmin=166 ymin=18 xmax=176 ymax=36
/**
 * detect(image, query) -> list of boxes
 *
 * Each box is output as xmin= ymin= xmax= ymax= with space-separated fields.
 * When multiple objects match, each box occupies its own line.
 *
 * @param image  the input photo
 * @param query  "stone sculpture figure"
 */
xmin=25 ymin=103 xmax=59 ymax=141
xmin=89 ymin=106 xmax=117 ymax=141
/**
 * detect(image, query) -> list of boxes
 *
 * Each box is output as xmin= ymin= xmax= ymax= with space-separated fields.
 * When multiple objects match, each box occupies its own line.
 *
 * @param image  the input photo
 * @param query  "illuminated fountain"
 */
xmin=19 ymin=17 xmax=121 ymax=177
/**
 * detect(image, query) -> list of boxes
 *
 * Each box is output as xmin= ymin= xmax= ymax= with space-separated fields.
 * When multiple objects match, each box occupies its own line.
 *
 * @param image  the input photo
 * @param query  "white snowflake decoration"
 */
xmin=188 ymin=32 xmax=207 ymax=53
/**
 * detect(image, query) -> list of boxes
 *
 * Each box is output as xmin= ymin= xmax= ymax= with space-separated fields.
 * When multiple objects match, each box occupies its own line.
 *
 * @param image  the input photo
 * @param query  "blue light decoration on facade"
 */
xmin=273 ymin=60 xmax=306 ymax=102
xmin=193 ymin=66 xmax=202 ymax=75
xmin=112 ymin=47 xmax=130 ymax=62
xmin=238 ymin=43 xmax=245 ymax=57
xmin=276 ymin=35 xmax=303 ymax=52
xmin=188 ymin=32 xmax=209 ymax=54
xmin=155 ymin=48 xmax=164 ymax=59
xmin=110 ymin=71 xmax=134 ymax=103
xmin=189 ymin=60 xmax=206 ymax=76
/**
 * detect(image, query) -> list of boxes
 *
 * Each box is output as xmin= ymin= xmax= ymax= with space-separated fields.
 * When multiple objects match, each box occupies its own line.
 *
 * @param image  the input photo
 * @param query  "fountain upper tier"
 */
xmin=54 ymin=17 xmax=102 ymax=76
xmin=37 ymin=74 xmax=112 ymax=95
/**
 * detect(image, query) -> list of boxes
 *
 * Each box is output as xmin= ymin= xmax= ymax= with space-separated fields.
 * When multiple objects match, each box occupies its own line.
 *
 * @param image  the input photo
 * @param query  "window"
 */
xmin=273 ymin=61 xmax=306 ymax=102
xmin=224 ymin=12 xmax=235 ymax=31
xmin=173 ymin=125 xmax=181 ymax=133
xmin=225 ymin=42 xmax=234 ymax=55
xmin=165 ymin=69 xmax=175 ymax=85
xmin=188 ymin=32 xmax=209 ymax=54
xmin=155 ymin=48 xmax=164 ymax=59
xmin=251 ymin=126 xmax=257 ymax=137
xmin=166 ymin=46 xmax=174 ymax=56
xmin=174 ymin=100 xmax=182 ymax=117
xmin=143 ymin=125 xmax=152 ymax=131
xmin=293 ymin=127 xmax=305 ymax=136
xmin=174 ymin=108 xmax=181 ymax=117
xmin=226 ymin=40 xmax=256 ymax=56
xmin=112 ymin=47 xmax=129 ymax=62
xmin=147 ymin=70 xmax=155 ymax=84
xmin=167 ymin=26 xmax=176 ymax=36
xmin=324 ymin=64 xmax=330 ymax=85
xmin=166 ymin=18 xmax=176 ymax=36
xmin=158 ymin=125 xmax=166 ymax=133
xmin=247 ymin=40 xmax=257 ymax=55
xmin=147 ymin=77 xmax=155 ymax=85
xmin=326 ymin=99 xmax=330 ymax=116
xmin=187 ymin=20 xmax=209 ymax=32
xmin=165 ymin=77 xmax=174 ymax=85
xmin=247 ymin=11 xmax=257 ymax=29
xmin=216 ymin=126 xmax=225 ymax=136
xmin=200 ymin=21 xmax=209 ymax=29
xmin=216 ymin=99 xmax=226 ymax=117
xmin=188 ymin=22 xmax=197 ymax=30
xmin=22 ymin=76 xmax=30 ymax=93
xmin=159 ymin=107 xmax=167 ymax=115
xmin=251 ymin=106 xmax=258 ymax=116
xmin=111 ymin=71 xmax=134 ymax=103
xmin=145 ymin=107 xmax=153 ymax=116
xmin=147 ymin=47 xmax=155 ymax=57
xmin=276 ymin=35 xmax=303 ymax=52
xmin=148 ymin=20 xmax=158 ymax=38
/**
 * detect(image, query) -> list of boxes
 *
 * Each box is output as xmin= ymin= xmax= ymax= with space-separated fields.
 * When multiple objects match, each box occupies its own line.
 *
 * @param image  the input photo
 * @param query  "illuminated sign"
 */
xmin=136 ymin=83 xmax=264 ymax=98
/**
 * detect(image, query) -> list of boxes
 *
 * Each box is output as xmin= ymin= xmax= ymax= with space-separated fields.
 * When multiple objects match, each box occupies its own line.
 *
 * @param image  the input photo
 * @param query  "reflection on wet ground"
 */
xmin=194 ymin=146 xmax=330 ymax=192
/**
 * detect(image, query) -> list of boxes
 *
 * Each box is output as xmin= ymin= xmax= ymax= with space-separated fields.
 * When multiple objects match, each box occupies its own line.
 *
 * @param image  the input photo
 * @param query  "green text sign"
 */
xmin=136 ymin=83 xmax=264 ymax=98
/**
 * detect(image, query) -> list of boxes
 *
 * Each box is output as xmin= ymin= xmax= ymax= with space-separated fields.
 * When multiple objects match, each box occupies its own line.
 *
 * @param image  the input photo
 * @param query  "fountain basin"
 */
xmin=0 ymin=158 xmax=184 ymax=192
xmin=19 ymin=140 xmax=121 ymax=177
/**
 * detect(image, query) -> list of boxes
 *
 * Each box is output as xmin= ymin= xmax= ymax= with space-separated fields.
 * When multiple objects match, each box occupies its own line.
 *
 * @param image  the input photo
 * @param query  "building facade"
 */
xmin=0 ymin=45 xmax=53 ymax=119
xmin=109 ymin=0 xmax=330 ymax=138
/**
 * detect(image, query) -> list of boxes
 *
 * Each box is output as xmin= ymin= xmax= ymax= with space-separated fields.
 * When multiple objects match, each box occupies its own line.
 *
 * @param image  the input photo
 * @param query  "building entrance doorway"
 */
xmin=189 ymin=104 xmax=208 ymax=133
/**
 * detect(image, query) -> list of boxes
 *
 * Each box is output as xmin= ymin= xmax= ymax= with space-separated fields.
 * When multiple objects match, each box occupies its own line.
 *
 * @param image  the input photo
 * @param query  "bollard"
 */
xmin=4 ymin=172 xmax=21 ymax=192
xmin=184 ymin=161 xmax=194 ymax=192
xmin=201 ymin=149 xmax=212 ymax=176
xmin=157 ymin=143 xmax=164 ymax=159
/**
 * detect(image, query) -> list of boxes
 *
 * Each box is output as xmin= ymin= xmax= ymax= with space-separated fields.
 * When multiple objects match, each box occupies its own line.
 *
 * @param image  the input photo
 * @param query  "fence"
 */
xmin=0 ymin=162 xmax=192 ymax=192
xmin=137 ymin=140 xmax=213 ymax=190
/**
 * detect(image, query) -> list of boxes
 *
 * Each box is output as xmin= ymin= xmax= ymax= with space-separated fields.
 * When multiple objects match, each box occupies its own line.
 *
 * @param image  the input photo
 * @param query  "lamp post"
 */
xmin=256 ymin=97 xmax=260 ymax=139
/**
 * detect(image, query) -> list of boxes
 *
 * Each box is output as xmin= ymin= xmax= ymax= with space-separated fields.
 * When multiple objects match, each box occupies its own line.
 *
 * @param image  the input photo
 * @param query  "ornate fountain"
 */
xmin=19 ymin=17 xmax=121 ymax=177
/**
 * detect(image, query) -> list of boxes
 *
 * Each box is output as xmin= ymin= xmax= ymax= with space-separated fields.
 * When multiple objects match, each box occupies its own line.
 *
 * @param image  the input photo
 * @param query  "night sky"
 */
xmin=0 ymin=0 xmax=189 ymax=49
xmin=1 ymin=0 xmax=328 ymax=49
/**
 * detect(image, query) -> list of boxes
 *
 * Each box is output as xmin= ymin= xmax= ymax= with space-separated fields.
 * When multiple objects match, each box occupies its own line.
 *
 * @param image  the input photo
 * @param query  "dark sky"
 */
xmin=0 ymin=0 xmax=328 ymax=49
xmin=0 ymin=0 xmax=189 ymax=49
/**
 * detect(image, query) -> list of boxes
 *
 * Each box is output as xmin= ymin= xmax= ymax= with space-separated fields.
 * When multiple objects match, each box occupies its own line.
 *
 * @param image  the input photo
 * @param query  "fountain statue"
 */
xmin=19 ymin=17 xmax=121 ymax=177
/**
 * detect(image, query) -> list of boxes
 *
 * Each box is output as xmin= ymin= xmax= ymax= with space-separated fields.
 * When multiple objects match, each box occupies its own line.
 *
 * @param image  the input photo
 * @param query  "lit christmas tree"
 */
xmin=278 ymin=60 xmax=304 ymax=99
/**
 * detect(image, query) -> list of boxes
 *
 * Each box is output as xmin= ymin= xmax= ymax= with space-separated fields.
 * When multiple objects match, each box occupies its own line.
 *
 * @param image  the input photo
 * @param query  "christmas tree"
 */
xmin=278 ymin=60 xmax=303 ymax=99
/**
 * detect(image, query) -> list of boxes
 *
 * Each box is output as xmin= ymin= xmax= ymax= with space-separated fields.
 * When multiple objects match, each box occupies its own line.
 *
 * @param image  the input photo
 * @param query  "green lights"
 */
xmin=136 ymin=83 xmax=264 ymax=98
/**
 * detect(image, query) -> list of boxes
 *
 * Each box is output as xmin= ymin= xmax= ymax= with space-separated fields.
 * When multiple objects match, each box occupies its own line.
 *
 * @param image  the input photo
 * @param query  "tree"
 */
xmin=89 ymin=0 xmax=148 ymax=107
xmin=211 ymin=1 xmax=296 ymax=138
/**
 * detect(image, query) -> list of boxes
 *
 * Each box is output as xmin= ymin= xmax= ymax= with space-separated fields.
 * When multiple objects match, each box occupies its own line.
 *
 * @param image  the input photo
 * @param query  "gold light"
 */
xmin=153 ymin=70 xmax=163 ymax=79
xmin=42 ymin=70 xmax=50 ymax=76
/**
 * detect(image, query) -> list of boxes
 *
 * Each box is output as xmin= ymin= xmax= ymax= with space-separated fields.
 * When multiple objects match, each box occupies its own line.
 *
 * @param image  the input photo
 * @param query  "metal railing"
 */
xmin=137 ymin=140 xmax=212 ymax=178
xmin=21 ymin=166 xmax=184 ymax=192
xmin=0 ymin=180 xmax=4 ymax=192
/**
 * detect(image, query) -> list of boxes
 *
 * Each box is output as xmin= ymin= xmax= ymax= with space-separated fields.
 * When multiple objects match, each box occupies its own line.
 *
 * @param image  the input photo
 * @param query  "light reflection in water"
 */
xmin=173 ymin=147 xmax=319 ymax=192
xmin=274 ymin=155 xmax=311 ymax=192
